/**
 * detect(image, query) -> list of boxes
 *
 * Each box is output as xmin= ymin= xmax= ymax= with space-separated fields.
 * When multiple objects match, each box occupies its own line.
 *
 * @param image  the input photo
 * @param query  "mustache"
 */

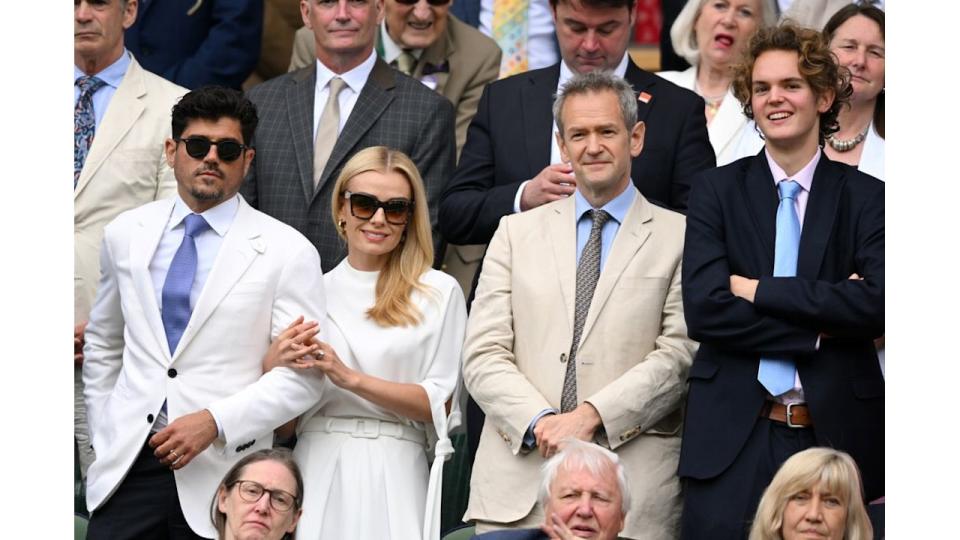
xmin=195 ymin=165 xmax=223 ymax=177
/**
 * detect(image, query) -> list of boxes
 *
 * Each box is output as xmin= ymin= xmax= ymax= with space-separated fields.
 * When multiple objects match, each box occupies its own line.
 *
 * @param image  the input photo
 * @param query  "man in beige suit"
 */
xmin=74 ymin=0 xmax=186 ymax=476
xmin=462 ymin=72 xmax=696 ymax=539
xmin=288 ymin=0 xmax=501 ymax=298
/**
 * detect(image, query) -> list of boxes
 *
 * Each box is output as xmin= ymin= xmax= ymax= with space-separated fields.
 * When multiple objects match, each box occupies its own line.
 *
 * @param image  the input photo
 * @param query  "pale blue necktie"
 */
xmin=74 ymin=75 xmax=106 ymax=187
xmin=758 ymin=180 xmax=802 ymax=396
xmin=161 ymin=214 xmax=210 ymax=355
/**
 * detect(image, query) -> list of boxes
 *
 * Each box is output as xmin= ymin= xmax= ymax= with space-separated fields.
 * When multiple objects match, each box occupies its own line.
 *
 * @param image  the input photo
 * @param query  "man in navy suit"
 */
xmin=678 ymin=24 xmax=884 ymax=540
xmin=471 ymin=440 xmax=629 ymax=540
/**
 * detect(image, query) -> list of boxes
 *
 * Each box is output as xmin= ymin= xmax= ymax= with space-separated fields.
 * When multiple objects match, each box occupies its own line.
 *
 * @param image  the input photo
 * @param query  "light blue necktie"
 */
xmin=161 ymin=214 xmax=210 ymax=355
xmin=74 ymin=75 xmax=106 ymax=187
xmin=758 ymin=180 xmax=802 ymax=396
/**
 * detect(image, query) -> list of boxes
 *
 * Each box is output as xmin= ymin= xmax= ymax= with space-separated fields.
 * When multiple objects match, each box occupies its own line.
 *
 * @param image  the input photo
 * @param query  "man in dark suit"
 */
xmin=243 ymin=0 xmax=456 ymax=271
xmin=678 ymin=24 xmax=884 ymax=540
xmin=439 ymin=0 xmax=714 ymax=460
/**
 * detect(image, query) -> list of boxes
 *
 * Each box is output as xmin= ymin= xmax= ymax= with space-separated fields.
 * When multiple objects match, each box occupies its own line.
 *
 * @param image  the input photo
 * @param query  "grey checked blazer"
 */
xmin=243 ymin=58 xmax=456 ymax=272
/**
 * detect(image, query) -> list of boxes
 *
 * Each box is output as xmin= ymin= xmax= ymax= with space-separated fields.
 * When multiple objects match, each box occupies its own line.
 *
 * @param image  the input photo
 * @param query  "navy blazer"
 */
xmin=678 ymin=151 xmax=885 ymax=500
xmin=451 ymin=0 xmax=481 ymax=27
xmin=471 ymin=528 xmax=549 ymax=540
xmin=125 ymin=0 xmax=263 ymax=89
xmin=439 ymin=59 xmax=714 ymax=247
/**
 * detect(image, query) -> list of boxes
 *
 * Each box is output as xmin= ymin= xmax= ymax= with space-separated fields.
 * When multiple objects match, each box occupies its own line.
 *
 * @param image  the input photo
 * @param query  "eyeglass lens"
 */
xmin=348 ymin=192 xmax=412 ymax=225
xmin=236 ymin=480 xmax=295 ymax=512
xmin=181 ymin=138 xmax=245 ymax=162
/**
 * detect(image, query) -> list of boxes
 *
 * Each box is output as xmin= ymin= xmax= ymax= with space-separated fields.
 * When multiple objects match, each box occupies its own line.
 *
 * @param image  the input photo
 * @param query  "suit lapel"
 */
xmin=625 ymin=60 xmax=657 ymax=125
xmin=314 ymin=58 xmax=396 ymax=198
xmin=521 ymin=67 xmax=558 ymax=178
xmin=741 ymin=151 xmax=779 ymax=271
xmin=797 ymin=157 xmax=844 ymax=279
xmin=173 ymin=199 xmax=260 ymax=360
xmin=131 ymin=199 xmax=176 ymax=361
xmin=285 ymin=66 xmax=318 ymax=205
xmin=547 ymin=198 xmax=577 ymax=333
xmin=580 ymin=193 xmax=652 ymax=344
xmin=76 ymin=58 xmax=147 ymax=198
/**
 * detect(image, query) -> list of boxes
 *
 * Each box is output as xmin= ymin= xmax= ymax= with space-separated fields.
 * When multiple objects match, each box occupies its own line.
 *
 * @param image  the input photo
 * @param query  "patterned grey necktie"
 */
xmin=561 ymin=209 xmax=611 ymax=413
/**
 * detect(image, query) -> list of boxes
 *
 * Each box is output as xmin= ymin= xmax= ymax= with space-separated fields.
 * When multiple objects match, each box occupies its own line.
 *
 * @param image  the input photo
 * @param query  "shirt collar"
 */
xmin=315 ymin=49 xmax=378 ymax=96
xmin=764 ymin=147 xmax=821 ymax=194
xmin=558 ymin=52 xmax=630 ymax=90
xmin=380 ymin=21 xmax=422 ymax=63
xmin=169 ymin=193 xmax=240 ymax=238
xmin=574 ymin=182 xmax=636 ymax=225
xmin=74 ymin=48 xmax=131 ymax=89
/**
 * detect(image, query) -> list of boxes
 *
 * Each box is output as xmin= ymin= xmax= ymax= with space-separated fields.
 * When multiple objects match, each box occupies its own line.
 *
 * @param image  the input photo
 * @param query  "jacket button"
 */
xmin=147 ymin=414 xmax=154 ymax=423
xmin=168 ymin=368 xmax=177 ymax=378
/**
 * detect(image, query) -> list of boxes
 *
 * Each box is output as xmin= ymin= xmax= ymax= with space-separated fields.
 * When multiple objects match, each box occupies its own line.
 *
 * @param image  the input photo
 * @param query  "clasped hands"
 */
xmin=262 ymin=316 xmax=360 ymax=391
xmin=533 ymin=403 xmax=603 ymax=459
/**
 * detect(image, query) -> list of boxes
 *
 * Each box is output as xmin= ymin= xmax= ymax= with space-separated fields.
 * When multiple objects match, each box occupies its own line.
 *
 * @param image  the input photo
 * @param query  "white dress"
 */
xmin=293 ymin=260 xmax=467 ymax=540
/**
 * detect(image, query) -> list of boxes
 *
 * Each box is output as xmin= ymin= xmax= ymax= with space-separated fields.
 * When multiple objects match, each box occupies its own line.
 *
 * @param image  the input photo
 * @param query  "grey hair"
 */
xmin=553 ymin=71 xmax=638 ymax=138
xmin=670 ymin=0 xmax=778 ymax=66
xmin=537 ymin=439 xmax=631 ymax=517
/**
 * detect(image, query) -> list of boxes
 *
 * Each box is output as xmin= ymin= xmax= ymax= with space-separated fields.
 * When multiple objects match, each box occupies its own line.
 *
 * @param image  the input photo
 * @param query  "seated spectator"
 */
xmin=472 ymin=439 xmax=630 ymax=540
xmin=212 ymin=448 xmax=303 ymax=540
xmin=749 ymin=447 xmax=873 ymax=540
xmin=660 ymin=0 xmax=777 ymax=164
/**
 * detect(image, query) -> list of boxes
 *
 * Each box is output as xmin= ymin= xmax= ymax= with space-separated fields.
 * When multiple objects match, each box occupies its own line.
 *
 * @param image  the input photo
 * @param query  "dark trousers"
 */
xmin=87 ymin=439 xmax=211 ymax=540
xmin=680 ymin=418 xmax=817 ymax=540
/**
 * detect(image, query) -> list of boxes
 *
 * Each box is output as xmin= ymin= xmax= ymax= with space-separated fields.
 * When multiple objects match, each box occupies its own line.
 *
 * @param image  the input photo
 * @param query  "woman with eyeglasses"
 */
xmin=212 ymin=448 xmax=303 ymax=540
xmin=262 ymin=146 xmax=467 ymax=540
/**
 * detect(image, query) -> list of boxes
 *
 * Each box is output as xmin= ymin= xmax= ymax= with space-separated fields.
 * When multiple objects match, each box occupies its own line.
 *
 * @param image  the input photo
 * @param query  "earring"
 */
xmin=400 ymin=232 xmax=407 ymax=243
xmin=338 ymin=219 xmax=346 ymax=232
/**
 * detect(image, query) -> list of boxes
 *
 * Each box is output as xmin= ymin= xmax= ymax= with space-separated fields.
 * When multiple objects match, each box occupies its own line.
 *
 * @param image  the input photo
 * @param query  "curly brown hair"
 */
xmin=732 ymin=23 xmax=853 ymax=145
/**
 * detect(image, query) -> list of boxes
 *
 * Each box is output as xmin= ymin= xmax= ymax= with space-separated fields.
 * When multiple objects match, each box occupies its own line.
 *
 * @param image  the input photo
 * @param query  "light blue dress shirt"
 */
xmin=74 ymin=49 xmax=131 ymax=131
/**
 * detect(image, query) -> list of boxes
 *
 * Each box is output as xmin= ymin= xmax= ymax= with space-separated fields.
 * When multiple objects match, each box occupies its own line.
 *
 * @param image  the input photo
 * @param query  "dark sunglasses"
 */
xmin=177 ymin=137 xmax=248 ymax=162
xmin=394 ymin=0 xmax=452 ymax=5
xmin=344 ymin=191 xmax=414 ymax=225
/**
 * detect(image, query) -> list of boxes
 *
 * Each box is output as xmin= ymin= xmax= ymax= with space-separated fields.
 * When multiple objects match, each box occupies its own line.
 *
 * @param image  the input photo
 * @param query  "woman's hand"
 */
xmin=262 ymin=316 xmax=321 ymax=373
xmin=305 ymin=341 xmax=362 ymax=391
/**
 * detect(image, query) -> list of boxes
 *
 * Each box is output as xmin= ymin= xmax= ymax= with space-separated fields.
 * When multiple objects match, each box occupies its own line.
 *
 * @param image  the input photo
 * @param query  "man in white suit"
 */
xmin=462 ymin=72 xmax=697 ymax=539
xmin=83 ymin=87 xmax=326 ymax=540
xmin=74 ymin=0 xmax=186 ymax=476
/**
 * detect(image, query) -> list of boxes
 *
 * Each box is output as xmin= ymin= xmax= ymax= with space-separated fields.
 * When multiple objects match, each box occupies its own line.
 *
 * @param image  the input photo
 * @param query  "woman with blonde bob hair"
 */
xmin=749 ymin=448 xmax=873 ymax=540
xmin=262 ymin=146 xmax=467 ymax=540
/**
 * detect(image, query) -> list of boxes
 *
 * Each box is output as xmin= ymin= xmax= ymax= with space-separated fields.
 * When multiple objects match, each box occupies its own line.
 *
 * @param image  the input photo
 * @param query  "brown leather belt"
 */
xmin=760 ymin=401 xmax=813 ymax=428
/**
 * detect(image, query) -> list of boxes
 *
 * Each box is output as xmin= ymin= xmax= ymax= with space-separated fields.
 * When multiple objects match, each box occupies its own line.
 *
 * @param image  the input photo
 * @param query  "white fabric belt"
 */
xmin=300 ymin=416 xmax=425 ymax=445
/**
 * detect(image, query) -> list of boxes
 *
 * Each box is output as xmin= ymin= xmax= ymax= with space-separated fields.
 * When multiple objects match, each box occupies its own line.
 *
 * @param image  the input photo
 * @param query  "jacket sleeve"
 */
xmin=753 ymin=186 xmax=884 ymax=338
xmin=439 ymin=84 xmax=529 ymax=245
xmin=682 ymin=176 xmax=820 ymax=355
xmin=461 ymin=218 xmax=554 ymax=455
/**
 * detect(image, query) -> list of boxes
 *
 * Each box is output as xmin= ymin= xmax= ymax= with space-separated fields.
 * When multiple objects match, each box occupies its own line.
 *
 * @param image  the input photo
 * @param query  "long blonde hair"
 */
xmin=330 ymin=146 xmax=434 ymax=327
xmin=748 ymin=447 xmax=873 ymax=540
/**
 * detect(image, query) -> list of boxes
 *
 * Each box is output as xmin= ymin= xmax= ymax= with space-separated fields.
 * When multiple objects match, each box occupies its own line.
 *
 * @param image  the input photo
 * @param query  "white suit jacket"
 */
xmin=659 ymin=67 xmax=749 ymax=166
xmin=75 ymin=56 xmax=186 ymax=324
xmin=462 ymin=190 xmax=697 ymax=539
xmin=83 ymin=196 xmax=327 ymax=538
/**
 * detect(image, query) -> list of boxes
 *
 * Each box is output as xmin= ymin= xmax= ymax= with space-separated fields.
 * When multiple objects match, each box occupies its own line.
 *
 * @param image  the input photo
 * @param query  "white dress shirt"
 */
xmin=312 ymin=51 xmax=378 ymax=141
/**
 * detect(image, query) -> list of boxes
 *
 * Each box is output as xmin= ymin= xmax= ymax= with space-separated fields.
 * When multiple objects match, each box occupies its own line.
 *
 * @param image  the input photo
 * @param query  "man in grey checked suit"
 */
xmin=242 ymin=0 xmax=456 ymax=271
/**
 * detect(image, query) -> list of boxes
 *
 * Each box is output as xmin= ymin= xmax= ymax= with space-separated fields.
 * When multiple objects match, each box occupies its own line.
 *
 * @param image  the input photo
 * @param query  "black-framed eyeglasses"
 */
xmin=230 ymin=480 xmax=298 ymax=512
xmin=394 ymin=0 xmax=452 ymax=5
xmin=176 ymin=137 xmax=248 ymax=162
xmin=344 ymin=191 xmax=414 ymax=225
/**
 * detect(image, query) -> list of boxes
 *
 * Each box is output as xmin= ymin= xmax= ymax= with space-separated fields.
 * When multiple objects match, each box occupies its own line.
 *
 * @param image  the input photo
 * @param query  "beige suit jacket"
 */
xmin=462 ymin=190 xmax=697 ymax=539
xmin=74 ymin=56 xmax=186 ymax=324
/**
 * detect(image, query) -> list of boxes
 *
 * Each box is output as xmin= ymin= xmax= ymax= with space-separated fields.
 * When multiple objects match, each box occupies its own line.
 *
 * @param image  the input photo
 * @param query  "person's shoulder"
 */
xmin=820 ymin=156 xmax=885 ymax=198
xmin=628 ymin=61 xmax=701 ymax=106
xmin=447 ymin=14 xmax=500 ymax=54
xmin=421 ymin=267 xmax=463 ymax=297
xmin=247 ymin=68 xmax=307 ymax=100
xmin=129 ymin=56 xmax=188 ymax=101
xmin=103 ymin=198 xmax=172 ymax=236
xmin=242 ymin=200 xmax=316 ymax=248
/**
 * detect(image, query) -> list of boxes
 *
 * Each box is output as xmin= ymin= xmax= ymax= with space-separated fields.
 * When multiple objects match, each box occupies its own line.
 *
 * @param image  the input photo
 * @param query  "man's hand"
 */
xmin=533 ymin=402 xmax=603 ymax=458
xmin=542 ymin=512 xmax=577 ymax=540
xmin=149 ymin=409 xmax=218 ymax=470
xmin=74 ymin=322 xmax=88 ymax=366
xmin=519 ymin=164 xmax=576 ymax=211
xmin=730 ymin=275 xmax=759 ymax=303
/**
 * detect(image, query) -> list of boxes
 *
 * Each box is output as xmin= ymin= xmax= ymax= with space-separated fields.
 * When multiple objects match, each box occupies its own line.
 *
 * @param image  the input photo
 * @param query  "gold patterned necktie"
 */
xmin=492 ymin=0 xmax=529 ymax=77
xmin=561 ymin=209 xmax=611 ymax=412
xmin=313 ymin=77 xmax=347 ymax=189
xmin=395 ymin=50 xmax=417 ymax=77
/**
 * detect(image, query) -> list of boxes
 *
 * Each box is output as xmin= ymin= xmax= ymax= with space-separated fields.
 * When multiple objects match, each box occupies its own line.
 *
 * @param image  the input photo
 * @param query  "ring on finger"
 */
xmin=317 ymin=350 xmax=325 ymax=359
xmin=169 ymin=450 xmax=181 ymax=462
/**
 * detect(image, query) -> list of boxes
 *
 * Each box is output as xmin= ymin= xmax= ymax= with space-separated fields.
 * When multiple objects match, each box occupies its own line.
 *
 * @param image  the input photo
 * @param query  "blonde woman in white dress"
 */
xmin=263 ymin=146 xmax=467 ymax=540
xmin=660 ymin=0 xmax=777 ymax=165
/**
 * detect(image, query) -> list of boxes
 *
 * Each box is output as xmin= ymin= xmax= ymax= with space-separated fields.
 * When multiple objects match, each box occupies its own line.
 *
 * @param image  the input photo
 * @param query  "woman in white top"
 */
xmin=264 ymin=146 xmax=467 ymax=539
xmin=660 ymin=0 xmax=777 ymax=165
xmin=822 ymin=3 xmax=885 ymax=181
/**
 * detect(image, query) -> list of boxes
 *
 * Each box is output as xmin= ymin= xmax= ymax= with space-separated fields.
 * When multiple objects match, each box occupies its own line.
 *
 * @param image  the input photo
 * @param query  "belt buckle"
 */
xmin=354 ymin=418 xmax=380 ymax=438
xmin=785 ymin=402 xmax=802 ymax=428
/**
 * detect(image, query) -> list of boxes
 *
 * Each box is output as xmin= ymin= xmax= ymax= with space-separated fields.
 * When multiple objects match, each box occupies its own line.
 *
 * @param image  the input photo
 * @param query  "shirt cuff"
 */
xmin=523 ymin=408 xmax=559 ymax=448
xmin=513 ymin=180 xmax=532 ymax=214
xmin=208 ymin=408 xmax=224 ymax=440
